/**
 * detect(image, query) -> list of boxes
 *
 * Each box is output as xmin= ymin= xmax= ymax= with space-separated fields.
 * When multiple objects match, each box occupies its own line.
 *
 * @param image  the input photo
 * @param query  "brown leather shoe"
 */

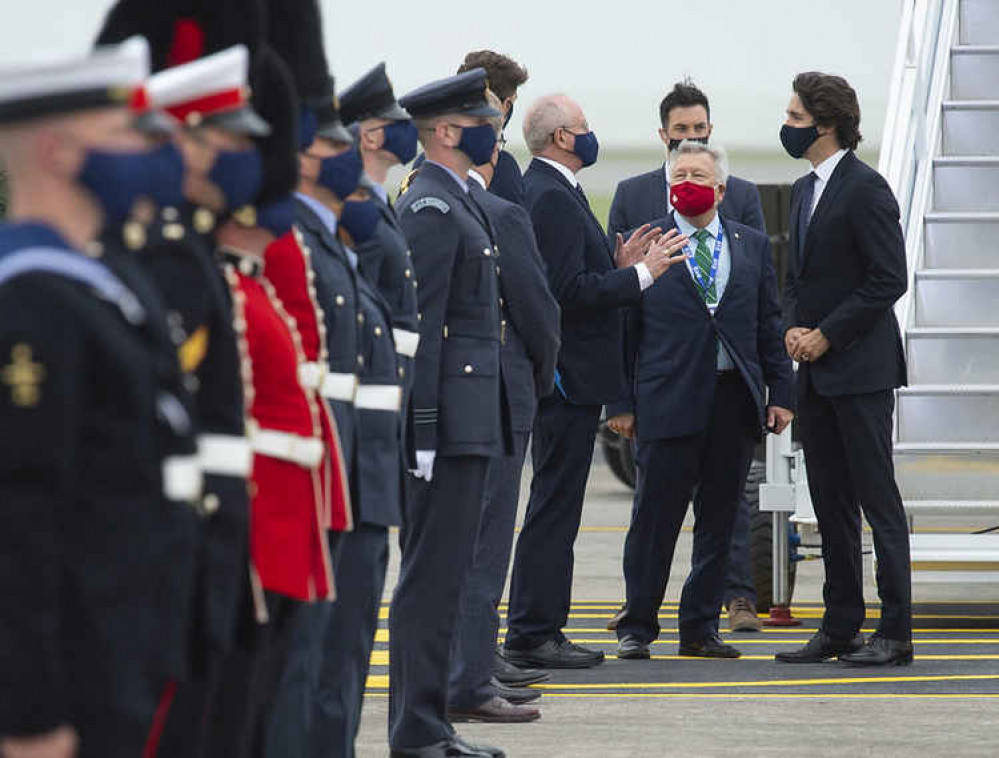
xmin=448 ymin=696 xmax=541 ymax=724
xmin=727 ymin=597 xmax=762 ymax=632
xmin=607 ymin=604 xmax=626 ymax=630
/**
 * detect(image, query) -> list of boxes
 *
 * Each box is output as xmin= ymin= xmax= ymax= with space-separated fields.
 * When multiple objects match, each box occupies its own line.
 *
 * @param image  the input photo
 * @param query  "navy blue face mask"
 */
xmin=570 ymin=130 xmax=599 ymax=168
xmin=455 ymin=123 xmax=498 ymax=166
xmin=257 ymin=196 xmax=296 ymax=238
xmin=145 ymin=142 xmax=186 ymax=209
xmin=382 ymin=120 xmax=418 ymax=165
xmin=209 ymin=148 xmax=263 ymax=211
xmin=78 ymin=147 xmax=171 ymax=227
xmin=339 ymin=199 xmax=381 ymax=245
xmin=315 ymin=147 xmax=363 ymax=200
xmin=780 ymin=123 xmax=820 ymax=159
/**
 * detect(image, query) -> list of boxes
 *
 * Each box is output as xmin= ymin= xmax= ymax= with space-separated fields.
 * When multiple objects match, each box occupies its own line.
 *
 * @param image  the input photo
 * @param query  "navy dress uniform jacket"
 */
xmin=523 ymin=158 xmax=641 ymax=406
xmin=0 ymin=223 xmax=199 ymax=741
xmin=469 ymin=183 xmax=559 ymax=430
xmin=608 ymin=166 xmax=766 ymax=238
xmin=783 ymin=150 xmax=908 ymax=396
xmin=396 ymin=161 xmax=510 ymax=456
xmin=610 ymin=213 xmax=795 ymax=442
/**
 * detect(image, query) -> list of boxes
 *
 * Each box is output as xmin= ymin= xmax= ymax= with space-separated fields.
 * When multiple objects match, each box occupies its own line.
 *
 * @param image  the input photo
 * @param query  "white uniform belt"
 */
xmin=392 ymin=328 xmax=420 ymax=358
xmin=253 ymin=428 xmax=324 ymax=468
xmin=298 ymin=362 xmax=325 ymax=391
xmin=321 ymin=372 xmax=358 ymax=402
xmin=162 ymin=454 xmax=203 ymax=502
xmin=355 ymin=384 xmax=403 ymax=412
xmin=199 ymin=434 xmax=253 ymax=477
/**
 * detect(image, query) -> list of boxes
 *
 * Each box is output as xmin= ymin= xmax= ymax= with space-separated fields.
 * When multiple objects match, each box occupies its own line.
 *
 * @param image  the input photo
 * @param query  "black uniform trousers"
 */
xmin=449 ymin=431 xmax=530 ymax=707
xmin=617 ymin=373 xmax=758 ymax=644
xmin=310 ymin=524 xmax=390 ymax=758
xmin=204 ymin=591 xmax=305 ymax=758
xmin=506 ymin=394 xmax=603 ymax=649
xmin=798 ymin=372 xmax=911 ymax=641
xmin=389 ymin=455 xmax=490 ymax=750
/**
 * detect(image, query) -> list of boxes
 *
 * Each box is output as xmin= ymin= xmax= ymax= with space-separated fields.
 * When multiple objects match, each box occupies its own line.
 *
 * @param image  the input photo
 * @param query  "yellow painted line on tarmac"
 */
xmin=566 ymin=638 xmax=999 ymax=645
xmin=534 ymin=693 xmax=999 ymax=699
xmin=534 ymin=673 xmax=999 ymax=690
xmin=370 ymin=650 xmax=389 ymax=665
xmin=610 ymin=654 xmax=999 ymax=661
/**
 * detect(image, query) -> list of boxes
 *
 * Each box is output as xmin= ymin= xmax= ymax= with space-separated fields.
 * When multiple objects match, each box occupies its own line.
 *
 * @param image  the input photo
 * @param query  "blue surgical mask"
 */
xmin=257 ymin=196 xmax=296 ymax=238
xmin=382 ymin=120 xmax=418 ymax=165
xmin=456 ymin=123 xmax=498 ymax=166
xmin=338 ymin=199 xmax=381 ymax=245
xmin=315 ymin=147 xmax=363 ymax=200
xmin=571 ymin=130 xmax=599 ymax=168
xmin=145 ymin=142 xmax=186 ymax=209
xmin=78 ymin=147 xmax=168 ymax=227
xmin=209 ymin=148 xmax=263 ymax=211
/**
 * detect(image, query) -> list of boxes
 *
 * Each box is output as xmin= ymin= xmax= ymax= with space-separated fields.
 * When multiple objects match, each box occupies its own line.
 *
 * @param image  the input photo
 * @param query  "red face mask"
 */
xmin=670 ymin=180 xmax=717 ymax=218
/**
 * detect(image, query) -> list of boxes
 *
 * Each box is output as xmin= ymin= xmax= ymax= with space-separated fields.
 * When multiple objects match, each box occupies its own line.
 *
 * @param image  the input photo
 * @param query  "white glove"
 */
xmin=410 ymin=449 xmax=436 ymax=481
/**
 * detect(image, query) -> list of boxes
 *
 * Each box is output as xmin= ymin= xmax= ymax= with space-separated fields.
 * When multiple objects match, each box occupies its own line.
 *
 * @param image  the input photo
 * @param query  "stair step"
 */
xmin=934 ymin=157 xmax=999 ymax=211
xmin=903 ymin=501 xmax=999 ymax=513
xmin=924 ymin=212 xmax=999 ymax=269
xmin=942 ymin=101 xmax=999 ymax=154
xmin=897 ymin=386 xmax=999 ymax=442
xmin=914 ymin=269 xmax=999 ymax=326
xmin=907 ymin=328 xmax=999 ymax=384
xmin=951 ymin=46 xmax=999 ymax=100
xmin=960 ymin=0 xmax=999 ymax=46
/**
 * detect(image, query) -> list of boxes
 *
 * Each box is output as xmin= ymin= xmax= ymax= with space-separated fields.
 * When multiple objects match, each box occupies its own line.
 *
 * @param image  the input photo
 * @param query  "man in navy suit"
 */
xmin=502 ymin=94 xmax=691 ymax=670
xmin=774 ymin=72 xmax=911 ymax=667
xmin=606 ymin=79 xmax=768 ymax=633
xmin=608 ymin=141 xmax=795 ymax=660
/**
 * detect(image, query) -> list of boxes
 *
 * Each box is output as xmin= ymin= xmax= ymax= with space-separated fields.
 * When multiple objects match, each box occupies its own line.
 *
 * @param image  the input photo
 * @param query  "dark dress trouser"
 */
xmin=617 ymin=373 xmax=758 ymax=644
xmin=449 ymin=431 xmax=530 ymax=707
xmin=309 ymin=524 xmax=390 ymax=758
xmin=389 ymin=455 xmax=490 ymax=750
xmin=505 ymin=394 xmax=603 ymax=649
xmin=797 ymin=371 xmax=911 ymax=641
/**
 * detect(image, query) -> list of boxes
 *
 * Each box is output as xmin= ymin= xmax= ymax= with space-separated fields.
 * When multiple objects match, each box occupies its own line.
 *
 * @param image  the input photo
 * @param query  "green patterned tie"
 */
xmin=693 ymin=228 xmax=717 ymax=304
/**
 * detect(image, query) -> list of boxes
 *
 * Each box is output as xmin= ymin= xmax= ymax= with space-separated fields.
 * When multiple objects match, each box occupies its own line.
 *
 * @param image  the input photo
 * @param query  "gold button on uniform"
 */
xmin=374 ymin=326 xmax=383 ymax=337
xmin=202 ymin=493 xmax=220 ymax=515
xmin=483 ymin=248 xmax=491 ymax=257
xmin=336 ymin=295 xmax=346 ymax=306
xmin=463 ymin=364 xmax=473 ymax=374
xmin=357 ymin=313 xmax=365 ymax=325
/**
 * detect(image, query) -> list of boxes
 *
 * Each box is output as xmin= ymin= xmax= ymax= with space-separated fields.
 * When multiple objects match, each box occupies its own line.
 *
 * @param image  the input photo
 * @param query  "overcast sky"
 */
xmin=0 ymin=0 xmax=903 ymax=151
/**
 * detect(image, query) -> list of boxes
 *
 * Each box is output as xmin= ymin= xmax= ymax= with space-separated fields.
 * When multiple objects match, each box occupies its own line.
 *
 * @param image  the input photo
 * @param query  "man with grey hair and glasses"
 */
xmin=608 ymin=140 xmax=795 ymax=661
xmin=502 ymin=93 xmax=691 ymax=670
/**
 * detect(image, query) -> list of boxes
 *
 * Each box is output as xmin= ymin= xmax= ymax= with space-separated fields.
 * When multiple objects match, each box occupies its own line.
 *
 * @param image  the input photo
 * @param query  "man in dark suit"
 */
xmin=456 ymin=50 xmax=530 ymax=207
xmin=775 ymin=72 xmax=912 ymax=667
xmin=608 ymin=80 xmax=765 ymax=238
xmin=389 ymin=69 xmax=510 ymax=758
xmin=606 ymin=81 xmax=768 ymax=632
xmin=608 ymin=141 xmax=795 ymax=660
xmin=502 ymin=93 xmax=691 ymax=670
xmin=447 ymin=97 xmax=560 ymax=723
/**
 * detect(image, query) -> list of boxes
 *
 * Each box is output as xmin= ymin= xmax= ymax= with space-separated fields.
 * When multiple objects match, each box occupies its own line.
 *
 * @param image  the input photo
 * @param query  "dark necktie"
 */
xmin=797 ymin=171 xmax=818 ymax=266
xmin=574 ymin=183 xmax=591 ymax=209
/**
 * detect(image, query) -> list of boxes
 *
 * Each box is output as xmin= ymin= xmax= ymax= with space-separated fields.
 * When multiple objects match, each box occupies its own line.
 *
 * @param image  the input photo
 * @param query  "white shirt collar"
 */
xmin=813 ymin=148 xmax=847 ymax=183
xmin=426 ymin=159 xmax=469 ymax=193
xmin=467 ymin=169 xmax=488 ymax=190
xmin=536 ymin=156 xmax=578 ymax=188
xmin=674 ymin=210 xmax=722 ymax=241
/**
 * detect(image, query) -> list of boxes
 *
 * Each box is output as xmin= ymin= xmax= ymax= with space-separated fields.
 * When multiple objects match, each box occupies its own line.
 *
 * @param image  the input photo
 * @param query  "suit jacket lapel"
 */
xmin=663 ymin=212 xmax=709 ymax=309
xmin=531 ymin=159 xmax=614 ymax=264
xmin=715 ymin=216 xmax=742 ymax=314
xmin=656 ymin=164 xmax=669 ymax=218
xmin=803 ymin=151 xmax=854 ymax=264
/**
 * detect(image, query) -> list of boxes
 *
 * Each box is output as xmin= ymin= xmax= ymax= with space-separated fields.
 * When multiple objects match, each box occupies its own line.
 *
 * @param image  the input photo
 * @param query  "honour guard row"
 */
xmin=0 ymin=0 xmax=913 ymax=756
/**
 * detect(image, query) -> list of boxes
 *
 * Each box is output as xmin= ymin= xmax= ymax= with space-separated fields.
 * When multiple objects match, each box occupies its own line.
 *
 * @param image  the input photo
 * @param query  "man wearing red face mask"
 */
xmin=606 ymin=140 xmax=795 ymax=661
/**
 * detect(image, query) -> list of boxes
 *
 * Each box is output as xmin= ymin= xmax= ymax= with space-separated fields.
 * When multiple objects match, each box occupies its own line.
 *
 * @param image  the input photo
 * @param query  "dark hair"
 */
xmin=792 ymin=71 xmax=863 ymax=150
xmin=457 ymin=50 xmax=528 ymax=101
xmin=658 ymin=79 xmax=710 ymax=127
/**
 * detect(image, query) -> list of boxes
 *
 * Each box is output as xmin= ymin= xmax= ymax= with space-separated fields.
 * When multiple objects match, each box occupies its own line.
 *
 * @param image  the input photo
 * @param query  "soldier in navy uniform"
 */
xmin=447 ymin=92 xmax=560 ymax=725
xmin=390 ymin=68 xmax=510 ymax=758
xmin=0 ymin=37 xmax=202 ymax=758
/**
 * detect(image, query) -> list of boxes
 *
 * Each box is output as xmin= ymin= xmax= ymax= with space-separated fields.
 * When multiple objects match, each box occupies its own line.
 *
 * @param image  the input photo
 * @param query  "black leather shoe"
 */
xmin=775 ymin=630 xmax=865 ymax=663
xmin=616 ymin=634 xmax=651 ymax=660
xmin=390 ymin=737 xmax=500 ymax=757
xmin=839 ymin=635 xmax=913 ymax=666
xmin=493 ymin=649 xmax=550 ymax=686
xmin=491 ymin=677 xmax=542 ymax=704
xmin=452 ymin=735 xmax=506 ymax=758
xmin=448 ymin=695 xmax=541 ymax=724
xmin=502 ymin=638 xmax=605 ymax=669
xmin=678 ymin=633 xmax=741 ymax=659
